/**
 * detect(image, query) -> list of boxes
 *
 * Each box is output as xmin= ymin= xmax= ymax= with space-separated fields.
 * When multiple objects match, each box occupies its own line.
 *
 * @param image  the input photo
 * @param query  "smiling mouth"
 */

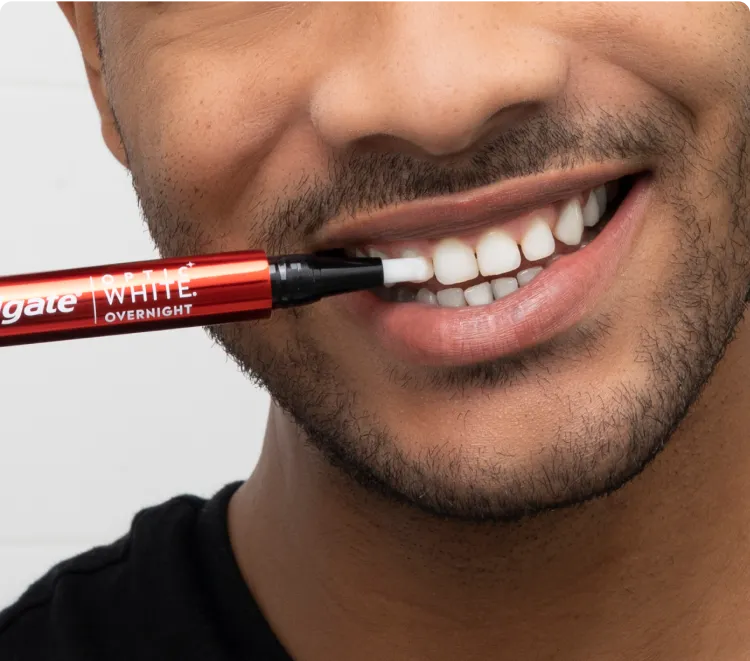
xmin=342 ymin=174 xmax=638 ymax=308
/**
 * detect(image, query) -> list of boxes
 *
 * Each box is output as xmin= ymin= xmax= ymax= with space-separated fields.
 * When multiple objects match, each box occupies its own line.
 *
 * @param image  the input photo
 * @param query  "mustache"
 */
xmin=259 ymin=101 xmax=688 ymax=254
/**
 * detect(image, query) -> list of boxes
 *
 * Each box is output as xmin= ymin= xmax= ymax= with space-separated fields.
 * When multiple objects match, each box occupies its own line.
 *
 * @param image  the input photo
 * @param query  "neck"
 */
xmin=229 ymin=317 xmax=750 ymax=661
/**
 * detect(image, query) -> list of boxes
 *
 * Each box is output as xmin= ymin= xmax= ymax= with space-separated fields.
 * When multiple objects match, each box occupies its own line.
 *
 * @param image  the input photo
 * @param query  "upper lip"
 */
xmin=312 ymin=160 xmax=648 ymax=248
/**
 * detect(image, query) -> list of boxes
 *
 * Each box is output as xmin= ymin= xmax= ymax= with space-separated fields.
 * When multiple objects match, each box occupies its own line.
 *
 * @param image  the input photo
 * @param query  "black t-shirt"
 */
xmin=0 ymin=482 xmax=293 ymax=660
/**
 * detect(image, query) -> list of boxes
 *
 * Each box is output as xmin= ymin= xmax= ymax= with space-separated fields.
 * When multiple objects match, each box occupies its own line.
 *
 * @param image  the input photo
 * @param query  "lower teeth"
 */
xmin=393 ymin=288 xmax=417 ymax=303
xmin=516 ymin=266 xmax=543 ymax=287
xmin=378 ymin=265 xmax=545 ymax=307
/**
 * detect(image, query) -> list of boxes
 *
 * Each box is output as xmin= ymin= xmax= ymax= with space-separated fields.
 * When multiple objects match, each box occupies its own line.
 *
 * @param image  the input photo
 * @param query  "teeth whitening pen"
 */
xmin=0 ymin=251 xmax=431 ymax=347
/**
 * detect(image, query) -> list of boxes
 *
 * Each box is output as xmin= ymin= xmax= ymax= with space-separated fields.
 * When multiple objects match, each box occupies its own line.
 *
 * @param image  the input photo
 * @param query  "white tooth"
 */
xmin=416 ymin=288 xmax=437 ymax=305
xmin=476 ymin=230 xmax=522 ymax=277
xmin=355 ymin=248 xmax=367 ymax=257
xmin=463 ymin=282 xmax=493 ymax=306
xmin=517 ymin=266 xmax=543 ymax=286
xmin=436 ymin=288 xmax=466 ymax=307
xmin=491 ymin=277 xmax=519 ymax=300
xmin=554 ymin=199 xmax=584 ymax=246
xmin=521 ymin=219 xmax=555 ymax=262
xmin=433 ymin=239 xmax=479 ymax=285
xmin=582 ymin=193 xmax=600 ymax=228
xmin=594 ymin=186 xmax=607 ymax=213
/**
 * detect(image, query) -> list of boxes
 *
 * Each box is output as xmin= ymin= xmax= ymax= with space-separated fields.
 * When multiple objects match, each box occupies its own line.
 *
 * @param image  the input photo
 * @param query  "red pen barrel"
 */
xmin=0 ymin=251 xmax=272 ymax=346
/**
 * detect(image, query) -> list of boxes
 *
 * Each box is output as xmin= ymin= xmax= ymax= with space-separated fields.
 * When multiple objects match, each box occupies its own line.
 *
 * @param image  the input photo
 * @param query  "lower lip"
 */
xmin=337 ymin=176 xmax=653 ymax=366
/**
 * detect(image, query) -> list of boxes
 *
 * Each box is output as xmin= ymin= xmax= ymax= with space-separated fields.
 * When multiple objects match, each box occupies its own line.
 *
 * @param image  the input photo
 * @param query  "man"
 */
xmin=2 ymin=1 xmax=750 ymax=659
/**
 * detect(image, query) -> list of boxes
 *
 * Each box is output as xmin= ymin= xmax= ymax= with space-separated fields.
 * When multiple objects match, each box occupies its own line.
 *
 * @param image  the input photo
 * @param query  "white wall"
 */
xmin=0 ymin=1 xmax=269 ymax=607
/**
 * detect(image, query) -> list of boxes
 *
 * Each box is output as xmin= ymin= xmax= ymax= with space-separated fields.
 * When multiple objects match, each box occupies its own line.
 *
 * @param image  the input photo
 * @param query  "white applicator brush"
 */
xmin=381 ymin=257 xmax=434 ymax=285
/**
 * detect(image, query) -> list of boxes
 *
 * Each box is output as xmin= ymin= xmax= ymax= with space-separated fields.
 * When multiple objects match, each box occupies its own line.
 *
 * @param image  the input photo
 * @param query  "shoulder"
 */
xmin=0 ymin=493 xmax=207 ymax=660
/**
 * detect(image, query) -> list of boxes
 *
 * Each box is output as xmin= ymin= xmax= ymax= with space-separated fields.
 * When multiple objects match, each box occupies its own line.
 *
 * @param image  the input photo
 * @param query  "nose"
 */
xmin=310 ymin=4 xmax=570 ymax=158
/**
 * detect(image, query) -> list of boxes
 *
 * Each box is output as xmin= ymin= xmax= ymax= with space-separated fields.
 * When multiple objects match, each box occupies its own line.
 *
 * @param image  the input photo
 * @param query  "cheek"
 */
xmin=593 ymin=5 xmax=748 ymax=113
xmin=109 ymin=17 xmax=359 ymax=258
xmin=153 ymin=57 xmax=293 ymax=183
xmin=114 ymin=46 xmax=332 ymax=254
xmin=108 ymin=3 xmax=363 ymax=203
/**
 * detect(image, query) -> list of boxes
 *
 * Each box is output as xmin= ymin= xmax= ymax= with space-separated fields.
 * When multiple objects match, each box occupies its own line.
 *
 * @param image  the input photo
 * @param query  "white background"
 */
xmin=0 ymin=1 xmax=269 ymax=607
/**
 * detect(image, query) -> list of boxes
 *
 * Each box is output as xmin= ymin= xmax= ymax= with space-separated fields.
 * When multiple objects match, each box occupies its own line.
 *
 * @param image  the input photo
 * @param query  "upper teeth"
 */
xmin=476 ymin=229 xmax=521 ymax=277
xmin=582 ymin=191 xmax=600 ymax=228
xmin=364 ymin=184 xmax=610 ymax=305
xmin=433 ymin=238 xmax=479 ymax=285
xmin=521 ymin=218 xmax=556 ymax=262
xmin=554 ymin=199 xmax=585 ymax=246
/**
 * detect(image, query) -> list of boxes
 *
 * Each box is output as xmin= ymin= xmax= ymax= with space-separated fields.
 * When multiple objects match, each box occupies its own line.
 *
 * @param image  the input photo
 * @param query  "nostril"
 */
xmin=354 ymin=132 xmax=477 ymax=161
xmin=352 ymin=100 xmax=545 ymax=163
xmin=481 ymin=100 xmax=545 ymax=138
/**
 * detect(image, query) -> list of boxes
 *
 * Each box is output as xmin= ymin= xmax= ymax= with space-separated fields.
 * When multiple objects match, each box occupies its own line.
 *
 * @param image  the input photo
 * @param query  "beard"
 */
xmin=122 ymin=99 xmax=750 ymax=522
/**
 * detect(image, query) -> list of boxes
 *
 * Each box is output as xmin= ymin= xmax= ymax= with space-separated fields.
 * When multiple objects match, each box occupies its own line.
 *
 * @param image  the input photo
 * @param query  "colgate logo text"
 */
xmin=0 ymin=294 xmax=79 ymax=325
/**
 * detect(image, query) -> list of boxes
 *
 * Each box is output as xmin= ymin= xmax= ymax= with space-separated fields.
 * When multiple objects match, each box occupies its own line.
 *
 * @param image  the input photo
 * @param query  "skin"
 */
xmin=60 ymin=2 xmax=750 ymax=659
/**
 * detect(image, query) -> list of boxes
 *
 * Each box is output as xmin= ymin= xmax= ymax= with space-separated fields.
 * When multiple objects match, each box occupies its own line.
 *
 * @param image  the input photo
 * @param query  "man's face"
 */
xmin=85 ymin=2 xmax=749 ymax=519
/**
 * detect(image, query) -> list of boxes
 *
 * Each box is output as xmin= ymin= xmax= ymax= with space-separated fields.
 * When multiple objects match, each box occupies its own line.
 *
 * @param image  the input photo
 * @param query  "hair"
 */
xmin=92 ymin=3 xmax=104 ymax=64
